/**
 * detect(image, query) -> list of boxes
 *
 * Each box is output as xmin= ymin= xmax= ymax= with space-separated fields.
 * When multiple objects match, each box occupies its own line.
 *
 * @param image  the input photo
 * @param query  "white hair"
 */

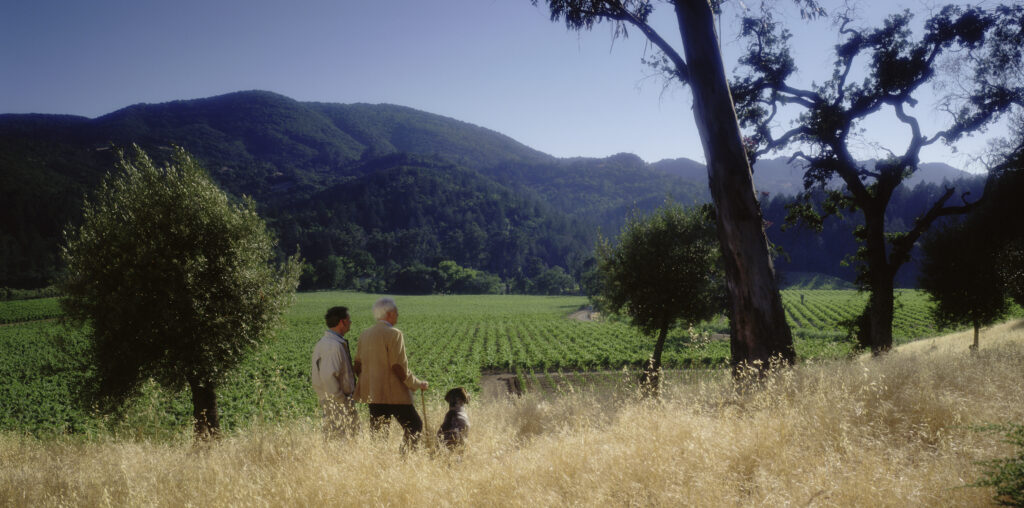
xmin=372 ymin=297 xmax=397 ymax=321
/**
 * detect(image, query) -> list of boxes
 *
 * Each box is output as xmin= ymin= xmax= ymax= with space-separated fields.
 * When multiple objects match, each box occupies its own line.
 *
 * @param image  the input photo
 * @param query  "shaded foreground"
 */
xmin=2 ymin=322 xmax=1023 ymax=506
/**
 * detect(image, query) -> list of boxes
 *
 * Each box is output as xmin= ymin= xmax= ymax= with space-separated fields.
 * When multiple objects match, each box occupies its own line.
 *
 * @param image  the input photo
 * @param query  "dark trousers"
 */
xmin=368 ymin=403 xmax=423 ymax=448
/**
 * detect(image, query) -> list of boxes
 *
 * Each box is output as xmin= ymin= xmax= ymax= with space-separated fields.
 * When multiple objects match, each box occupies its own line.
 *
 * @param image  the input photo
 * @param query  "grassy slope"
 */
xmin=1 ymin=322 xmax=1021 ymax=506
xmin=895 ymin=318 xmax=1024 ymax=355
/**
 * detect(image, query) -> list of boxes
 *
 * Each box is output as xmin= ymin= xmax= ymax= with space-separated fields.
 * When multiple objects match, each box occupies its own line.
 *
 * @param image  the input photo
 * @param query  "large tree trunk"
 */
xmin=674 ymin=1 xmax=795 ymax=376
xmin=857 ymin=208 xmax=896 ymax=355
xmin=187 ymin=377 xmax=220 ymax=439
xmin=859 ymin=275 xmax=895 ymax=355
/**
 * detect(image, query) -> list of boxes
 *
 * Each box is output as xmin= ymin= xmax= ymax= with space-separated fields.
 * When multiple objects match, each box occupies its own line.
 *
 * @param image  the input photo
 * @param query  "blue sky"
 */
xmin=1 ymin=0 xmax=1001 ymax=172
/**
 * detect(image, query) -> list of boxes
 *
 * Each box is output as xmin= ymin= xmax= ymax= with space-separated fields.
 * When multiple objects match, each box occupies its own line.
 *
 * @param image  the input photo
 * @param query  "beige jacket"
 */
xmin=311 ymin=330 xmax=355 ymax=402
xmin=353 ymin=321 xmax=423 ymax=404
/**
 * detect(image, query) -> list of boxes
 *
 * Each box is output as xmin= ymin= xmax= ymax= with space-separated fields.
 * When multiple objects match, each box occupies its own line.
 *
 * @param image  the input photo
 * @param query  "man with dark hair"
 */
xmin=311 ymin=306 xmax=358 ymax=437
xmin=353 ymin=297 xmax=429 ymax=450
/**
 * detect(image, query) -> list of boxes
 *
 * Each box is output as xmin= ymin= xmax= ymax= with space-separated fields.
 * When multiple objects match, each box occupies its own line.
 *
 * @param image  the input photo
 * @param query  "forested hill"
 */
xmin=0 ymin=90 xmax=982 ymax=291
xmin=0 ymin=90 xmax=703 ymax=289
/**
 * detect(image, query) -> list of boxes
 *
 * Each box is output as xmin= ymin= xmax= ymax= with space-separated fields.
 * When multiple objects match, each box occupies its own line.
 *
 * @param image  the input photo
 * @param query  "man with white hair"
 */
xmin=353 ymin=297 xmax=429 ymax=449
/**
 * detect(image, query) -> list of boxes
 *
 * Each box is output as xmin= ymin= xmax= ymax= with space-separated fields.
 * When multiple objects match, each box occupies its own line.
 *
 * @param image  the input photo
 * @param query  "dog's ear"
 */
xmin=460 ymin=387 xmax=470 ymax=404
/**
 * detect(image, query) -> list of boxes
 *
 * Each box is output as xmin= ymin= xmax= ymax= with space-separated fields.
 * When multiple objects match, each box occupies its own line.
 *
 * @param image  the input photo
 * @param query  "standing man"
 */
xmin=353 ymin=297 xmax=429 ymax=449
xmin=311 ymin=306 xmax=358 ymax=438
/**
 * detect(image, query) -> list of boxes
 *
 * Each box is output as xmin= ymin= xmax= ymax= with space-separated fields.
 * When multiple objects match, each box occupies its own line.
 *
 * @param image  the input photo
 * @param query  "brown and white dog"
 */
xmin=437 ymin=387 xmax=470 ymax=449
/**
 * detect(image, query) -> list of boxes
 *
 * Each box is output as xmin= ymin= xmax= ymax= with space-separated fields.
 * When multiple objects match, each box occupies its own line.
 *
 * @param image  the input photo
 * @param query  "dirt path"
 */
xmin=567 ymin=308 xmax=599 ymax=322
xmin=479 ymin=372 xmax=522 ymax=399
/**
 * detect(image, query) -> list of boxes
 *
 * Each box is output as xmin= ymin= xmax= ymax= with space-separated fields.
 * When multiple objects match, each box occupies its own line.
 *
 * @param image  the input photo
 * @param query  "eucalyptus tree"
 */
xmin=61 ymin=146 xmax=301 ymax=438
xmin=731 ymin=4 xmax=1024 ymax=353
xmin=531 ymin=0 xmax=827 ymax=374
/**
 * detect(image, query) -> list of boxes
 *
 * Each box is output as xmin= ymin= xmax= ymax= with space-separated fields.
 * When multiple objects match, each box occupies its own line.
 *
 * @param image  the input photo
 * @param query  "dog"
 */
xmin=436 ymin=387 xmax=470 ymax=450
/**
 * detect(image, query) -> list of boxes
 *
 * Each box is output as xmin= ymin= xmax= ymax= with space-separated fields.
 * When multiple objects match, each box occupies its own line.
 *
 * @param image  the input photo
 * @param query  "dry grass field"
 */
xmin=1 ymin=320 xmax=1022 ymax=507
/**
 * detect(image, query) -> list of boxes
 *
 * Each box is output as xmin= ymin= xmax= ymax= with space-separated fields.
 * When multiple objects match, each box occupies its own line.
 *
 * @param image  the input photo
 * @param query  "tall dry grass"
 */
xmin=2 ymin=321 xmax=1023 ymax=507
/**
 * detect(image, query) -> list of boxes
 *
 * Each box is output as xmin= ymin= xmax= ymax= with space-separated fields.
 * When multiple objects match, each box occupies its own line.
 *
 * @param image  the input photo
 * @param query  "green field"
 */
xmin=0 ymin=297 xmax=61 ymax=324
xmin=0 ymin=289 xmax=962 ymax=435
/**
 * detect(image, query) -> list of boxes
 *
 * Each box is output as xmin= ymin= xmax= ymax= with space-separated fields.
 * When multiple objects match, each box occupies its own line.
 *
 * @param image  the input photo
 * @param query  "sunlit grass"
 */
xmin=2 ymin=320 xmax=1021 ymax=506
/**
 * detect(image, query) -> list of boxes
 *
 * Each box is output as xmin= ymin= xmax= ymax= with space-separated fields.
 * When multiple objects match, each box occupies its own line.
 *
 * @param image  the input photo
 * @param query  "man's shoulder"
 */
xmin=360 ymin=322 xmax=401 ymax=337
xmin=314 ymin=331 xmax=344 ymax=349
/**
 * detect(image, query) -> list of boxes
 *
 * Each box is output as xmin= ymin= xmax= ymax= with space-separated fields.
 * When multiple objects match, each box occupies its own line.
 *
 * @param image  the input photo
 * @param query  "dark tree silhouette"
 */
xmin=731 ymin=4 xmax=1024 ymax=354
xmin=919 ymin=221 xmax=1011 ymax=351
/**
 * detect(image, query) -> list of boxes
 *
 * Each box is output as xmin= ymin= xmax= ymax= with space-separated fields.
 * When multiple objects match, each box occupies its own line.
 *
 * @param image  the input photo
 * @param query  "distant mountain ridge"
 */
xmin=651 ymin=156 xmax=973 ymax=197
xmin=0 ymin=90 xmax=981 ymax=290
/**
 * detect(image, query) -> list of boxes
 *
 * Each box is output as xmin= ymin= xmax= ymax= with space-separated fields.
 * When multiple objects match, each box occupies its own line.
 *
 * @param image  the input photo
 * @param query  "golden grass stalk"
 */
xmin=2 ymin=321 xmax=1023 ymax=507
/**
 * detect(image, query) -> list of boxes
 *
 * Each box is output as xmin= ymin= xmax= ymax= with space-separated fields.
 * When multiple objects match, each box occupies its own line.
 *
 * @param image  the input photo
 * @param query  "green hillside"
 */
xmin=0 ymin=91 xmax=705 ymax=290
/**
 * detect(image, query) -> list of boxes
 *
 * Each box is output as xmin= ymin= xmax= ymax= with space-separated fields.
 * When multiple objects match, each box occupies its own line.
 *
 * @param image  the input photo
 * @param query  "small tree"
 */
xmin=595 ymin=203 xmax=727 ymax=395
xmin=919 ymin=221 xmax=1010 ymax=351
xmin=61 ymin=146 xmax=301 ymax=439
xmin=533 ymin=266 xmax=577 ymax=295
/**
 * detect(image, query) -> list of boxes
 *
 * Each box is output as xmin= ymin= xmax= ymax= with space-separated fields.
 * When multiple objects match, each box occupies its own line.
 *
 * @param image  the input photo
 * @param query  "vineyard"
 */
xmin=0 ymin=289 xmax=990 ymax=435
xmin=0 ymin=297 xmax=61 ymax=324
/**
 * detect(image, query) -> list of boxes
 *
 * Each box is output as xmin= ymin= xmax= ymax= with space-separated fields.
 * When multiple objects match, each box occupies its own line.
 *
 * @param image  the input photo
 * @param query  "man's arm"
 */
xmin=352 ymin=340 xmax=361 ymax=376
xmin=337 ymin=344 xmax=355 ymax=396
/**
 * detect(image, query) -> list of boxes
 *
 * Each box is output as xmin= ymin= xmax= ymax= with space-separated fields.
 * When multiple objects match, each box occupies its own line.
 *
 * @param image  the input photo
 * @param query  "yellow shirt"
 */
xmin=353 ymin=321 xmax=423 ymax=404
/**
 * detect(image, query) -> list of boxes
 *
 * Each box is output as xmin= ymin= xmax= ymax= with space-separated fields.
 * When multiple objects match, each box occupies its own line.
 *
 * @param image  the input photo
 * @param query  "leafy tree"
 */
xmin=532 ymin=266 xmax=578 ymax=295
xmin=979 ymin=168 xmax=1024 ymax=307
xmin=732 ymin=4 xmax=1024 ymax=353
xmin=1003 ymin=240 xmax=1024 ymax=307
xmin=437 ymin=260 xmax=503 ymax=294
xmin=919 ymin=221 xmax=1010 ymax=351
xmin=595 ymin=203 xmax=727 ymax=394
xmin=391 ymin=263 xmax=441 ymax=294
xmin=60 ymin=146 xmax=301 ymax=438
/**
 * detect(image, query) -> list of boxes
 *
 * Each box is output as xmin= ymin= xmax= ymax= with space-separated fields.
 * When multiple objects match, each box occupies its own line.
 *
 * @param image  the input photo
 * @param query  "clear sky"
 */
xmin=0 ymin=0 xmax=1002 ymax=172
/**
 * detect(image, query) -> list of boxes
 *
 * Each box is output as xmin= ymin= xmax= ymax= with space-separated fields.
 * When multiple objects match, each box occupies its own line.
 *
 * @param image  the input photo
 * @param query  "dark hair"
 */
xmin=324 ymin=306 xmax=349 ymax=328
xmin=444 ymin=387 xmax=470 ymax=406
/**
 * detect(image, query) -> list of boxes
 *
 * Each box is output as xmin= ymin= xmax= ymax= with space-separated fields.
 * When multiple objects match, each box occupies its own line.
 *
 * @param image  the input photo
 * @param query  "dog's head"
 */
xmin=444 ymin=387 xmax=470 ymax=406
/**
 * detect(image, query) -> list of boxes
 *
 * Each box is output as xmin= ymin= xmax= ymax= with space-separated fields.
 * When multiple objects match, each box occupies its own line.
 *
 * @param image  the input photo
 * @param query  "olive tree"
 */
xmin=595 ymin=203 xmax=727 ymax=395
xmin=61 ymin=146 xmax=301 ymax=438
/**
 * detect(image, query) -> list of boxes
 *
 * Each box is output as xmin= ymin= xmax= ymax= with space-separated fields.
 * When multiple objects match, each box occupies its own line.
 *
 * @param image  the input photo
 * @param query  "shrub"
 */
xmin=975 ymin=423 xmax=1024 ymax=507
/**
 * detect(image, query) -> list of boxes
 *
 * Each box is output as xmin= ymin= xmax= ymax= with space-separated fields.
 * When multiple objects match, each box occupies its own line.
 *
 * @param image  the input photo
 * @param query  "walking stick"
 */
xmin=420 ymin=389 xmax=428 ymax=429
xmin=420 ymin=388 xmax=436 ymax=449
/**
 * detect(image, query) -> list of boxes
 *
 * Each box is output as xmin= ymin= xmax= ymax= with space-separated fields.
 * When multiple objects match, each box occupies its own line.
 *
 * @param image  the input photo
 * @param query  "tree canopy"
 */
xmin=731 ymin=3 xmax=1024 ymax=353
xmin=60 ymin=146 xmax=301 ymax=438
xmin=919 ymin=220 xmax=1011 ymax=351
xmin=595 ymin=203 xmax=727 ymax=393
